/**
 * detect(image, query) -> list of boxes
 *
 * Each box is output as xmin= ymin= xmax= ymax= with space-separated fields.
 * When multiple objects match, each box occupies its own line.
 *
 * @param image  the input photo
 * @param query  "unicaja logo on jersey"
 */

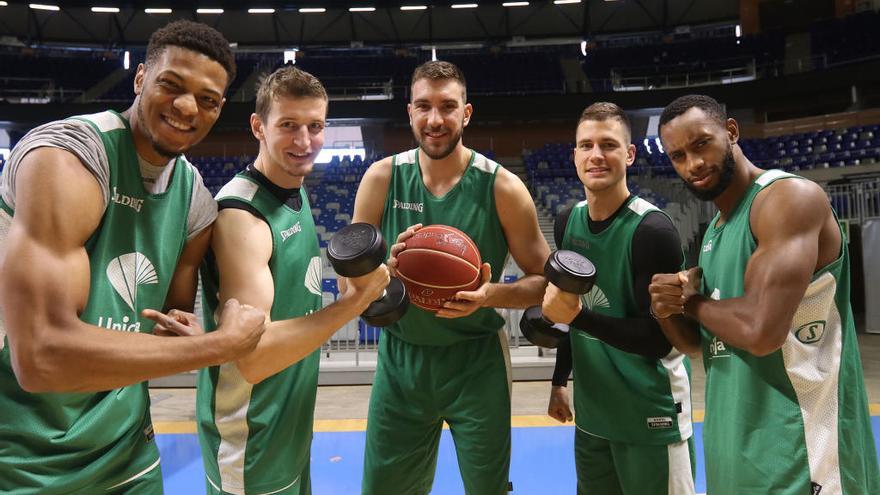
xmin=305 ymin=256 xmax=322 ymax=296
xmin=795 ymin=321 xmax=826 ymax=344
xmin=707 ymin=336 xmax=730 ymax=359
xmin=106 ymin=252 xmax=159 ymax=311
xmin=702 ymin=240 xmax=713 ymax=253
xmin=581 ymin=285 xmax=610 ymax=310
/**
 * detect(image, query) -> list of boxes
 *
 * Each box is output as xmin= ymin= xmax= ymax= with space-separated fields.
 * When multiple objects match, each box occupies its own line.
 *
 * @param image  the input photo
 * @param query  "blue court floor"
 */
xmin=156 ymin=417 xmax=880 ymax=494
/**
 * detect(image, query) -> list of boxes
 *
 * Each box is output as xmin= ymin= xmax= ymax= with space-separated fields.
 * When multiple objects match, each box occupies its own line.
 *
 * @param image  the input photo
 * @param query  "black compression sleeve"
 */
xmin=569 ymin=211 xmax=683 ymax=359
xmin=554 ymin=204 xmax=574 ymax=248
xmin=551 ymin=335 xmax=573 ymax=386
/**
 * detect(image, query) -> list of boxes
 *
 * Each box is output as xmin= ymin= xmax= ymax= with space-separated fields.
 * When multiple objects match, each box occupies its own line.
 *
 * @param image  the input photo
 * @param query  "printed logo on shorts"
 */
xmin=581 ymin=285 xmax=610 ymax=311
xmin=106 ymin=252 xmax=158 ymax=311
xmin=646 ymin=416 xmax=673 ymax=429
xmin=795 ymin=321 xmax=826 ymax=344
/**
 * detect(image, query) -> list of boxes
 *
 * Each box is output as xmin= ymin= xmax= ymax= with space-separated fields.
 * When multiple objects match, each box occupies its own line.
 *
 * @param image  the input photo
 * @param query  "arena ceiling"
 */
xmin=0 ymin=0 xmax=739 ymax=48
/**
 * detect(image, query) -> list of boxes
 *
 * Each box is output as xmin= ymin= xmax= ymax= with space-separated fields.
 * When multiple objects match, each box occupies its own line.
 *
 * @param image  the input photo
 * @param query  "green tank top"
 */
xmin=0 ymin=110 xmax=195 ymax=493
xmin=381 ymin=148 xmax=509 ymax=346
xmin=562 ymin=196 xmax=692 ymax=445
xmin=197 ymin=171 xmax=322 ymax=494
xmin=698 ymin=169 xmax=879 ymax=495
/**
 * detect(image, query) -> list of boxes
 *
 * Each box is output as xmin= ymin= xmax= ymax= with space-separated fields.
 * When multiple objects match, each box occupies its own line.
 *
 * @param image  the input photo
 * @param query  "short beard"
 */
xmin=137 ymin=99 xmax=183 ymax=161
xmin=683 ymin=146 xmax=735 ymax=201
xmin=416 ymin=124 xmax=463 ymax=160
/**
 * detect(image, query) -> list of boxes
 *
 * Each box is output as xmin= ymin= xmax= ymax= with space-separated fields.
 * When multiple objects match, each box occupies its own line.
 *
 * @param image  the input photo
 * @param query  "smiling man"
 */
xmin=0 ymin=21 xmax=268 ymax=494
xmin=541 ymin=102 xmax=694 ymax=495
xmin=353 ymin=60 xmax=550 ymax=494
xmin=194 ymin=65 xmax=389 ymax=495
xmin=649 ymin=94 xmax=880 ymax=495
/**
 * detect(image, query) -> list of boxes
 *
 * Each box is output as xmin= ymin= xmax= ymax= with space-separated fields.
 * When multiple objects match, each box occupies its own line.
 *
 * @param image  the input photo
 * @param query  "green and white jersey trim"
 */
xmin=217 ymin=176 xmax=260 ymax=203
xmin=78 ymin=110 xmax=127 ymax=133
xmin=660 ymin=351 xmax=693 ymax=441
xmin=392 ymin=149 xmax=499 ymax=174
xmin=782 ymin=270 xmax=844 ymax=493
xmin=213 ymin=363 xmax=253 ymax=493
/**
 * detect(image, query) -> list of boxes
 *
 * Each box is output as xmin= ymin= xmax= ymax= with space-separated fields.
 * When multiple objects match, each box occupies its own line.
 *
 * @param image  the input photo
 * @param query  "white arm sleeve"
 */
xmin=2 ymin=119 xmax=110 ymax=211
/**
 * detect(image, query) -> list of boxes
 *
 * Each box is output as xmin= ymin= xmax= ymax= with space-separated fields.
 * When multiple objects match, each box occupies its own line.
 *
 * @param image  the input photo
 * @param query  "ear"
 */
xmin=406 ymin=103 xmax=413 ymax=126
xmin=133 ymin=63 xmax=146 ymax=95
xmin=625 ymin=143 xmax=637 ymax=167
xmin=250 ymin=113 xmax=264 ymax=141
xmin=726 ymin=117 xmax=740 ymax=145
xmin=463 ymin=103 xmax=473 ymax=127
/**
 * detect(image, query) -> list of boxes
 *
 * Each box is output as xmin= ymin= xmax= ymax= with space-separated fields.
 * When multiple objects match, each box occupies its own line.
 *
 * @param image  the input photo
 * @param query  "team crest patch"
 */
xmin=795 ymin=321 xmax=826 ymax=344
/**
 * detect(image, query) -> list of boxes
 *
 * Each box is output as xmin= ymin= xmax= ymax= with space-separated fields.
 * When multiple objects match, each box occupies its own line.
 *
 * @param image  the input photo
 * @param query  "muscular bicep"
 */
xmin=0 ymin=148 xmax=103 ymax=366
xmin=164 ymin=225 xmax=213 ymax=312
xmin=212 ymin=208 xmax=275 ymax=315
xmin=352 ymin=158 xmax=392 ymax=227
xmin=743 ymin=180 xmax=828 ymax=346
xmin=495 ymin=169 xmax=550 ymax=275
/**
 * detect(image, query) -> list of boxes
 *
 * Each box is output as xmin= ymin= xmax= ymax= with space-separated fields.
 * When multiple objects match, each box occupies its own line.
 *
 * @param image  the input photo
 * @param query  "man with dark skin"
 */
xmin=0 ymin=21 xmax=265 ymax=493
xmin=649 ymin=94 xmax=879 ymax=495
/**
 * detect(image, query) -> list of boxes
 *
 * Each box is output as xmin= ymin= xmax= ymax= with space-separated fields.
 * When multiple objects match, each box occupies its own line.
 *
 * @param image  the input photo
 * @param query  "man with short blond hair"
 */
xmin=195 ymin=64 xmax=389 ymax=495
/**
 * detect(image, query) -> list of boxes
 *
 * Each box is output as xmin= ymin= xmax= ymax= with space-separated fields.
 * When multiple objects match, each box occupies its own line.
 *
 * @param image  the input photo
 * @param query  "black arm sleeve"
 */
xmin=553 ymin=204 xmax=574 ymax=248
xmin=551 ymin=335 xmax=573 ymax=386
xmin=569 ymin=211 xmax=684 ymax=359
xmin=550 ymin=205 xmax=576 ymax=386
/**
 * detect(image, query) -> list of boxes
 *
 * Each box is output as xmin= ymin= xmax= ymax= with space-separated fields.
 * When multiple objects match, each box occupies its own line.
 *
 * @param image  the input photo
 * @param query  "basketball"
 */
xmin=395 ymin=225 xmax=482 ymax=312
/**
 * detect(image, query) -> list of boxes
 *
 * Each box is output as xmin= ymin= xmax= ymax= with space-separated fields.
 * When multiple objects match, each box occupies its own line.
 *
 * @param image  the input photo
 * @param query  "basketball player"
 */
xmin=649 ymin=94 xmax=880 ymax=495
xmin=190 ymin=66 xmax=389 ymax=495
xmin=542 ymin=102 xmax=695 ymax=494
xmin=0 ymin=21 xmax=266 ymax=493
xmin=352 ymin=61 xmax=551 ymax=494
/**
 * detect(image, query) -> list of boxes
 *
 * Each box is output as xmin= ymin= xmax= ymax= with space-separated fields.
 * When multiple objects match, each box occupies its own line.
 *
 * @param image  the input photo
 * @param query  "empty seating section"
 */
xmin=0 ymin=49 xmax=118 ymax=102
xmin=740 ymin=124 xmax=880 ymax=171
xmin=2 ymin=10 xmax=879 ymax=102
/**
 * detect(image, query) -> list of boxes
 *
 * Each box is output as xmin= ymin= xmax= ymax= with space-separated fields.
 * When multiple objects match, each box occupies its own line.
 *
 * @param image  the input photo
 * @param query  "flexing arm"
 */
xmin=351 ymin=157 xmax=392 ymax=227
xmin=163 ymin=224 xmax=213 ymax=312
xmin=0 ymin=149 xmax=263 ymax=393
xmin=439 ymin=168 xmax=550 ymax=317
xmin=214 ymin=208 xmax=389 ymax=384
xmin=684 ymin=179 xmax=835 ymax=356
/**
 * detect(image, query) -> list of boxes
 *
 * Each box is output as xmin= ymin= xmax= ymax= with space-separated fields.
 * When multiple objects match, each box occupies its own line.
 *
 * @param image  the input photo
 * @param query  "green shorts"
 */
xmin=575 ymin=427 xmax=695 ymax=495
xmin=362 ymin=330 xmax=512 ymax=495
xmin=205 ymin=460 xmax=310 ymax=495
xmin=106 ymin=459 xmax=163 ymax=495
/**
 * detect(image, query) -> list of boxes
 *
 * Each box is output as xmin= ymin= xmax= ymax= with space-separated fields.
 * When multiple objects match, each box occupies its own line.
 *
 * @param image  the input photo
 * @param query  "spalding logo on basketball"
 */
xmin=396 ymin=225 xmax=482 ymax=312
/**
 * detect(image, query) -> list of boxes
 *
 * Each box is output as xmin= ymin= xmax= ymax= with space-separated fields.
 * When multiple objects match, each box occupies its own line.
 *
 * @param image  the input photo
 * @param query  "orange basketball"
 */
xmin=396 ymin=225 xmax=482 ymax=312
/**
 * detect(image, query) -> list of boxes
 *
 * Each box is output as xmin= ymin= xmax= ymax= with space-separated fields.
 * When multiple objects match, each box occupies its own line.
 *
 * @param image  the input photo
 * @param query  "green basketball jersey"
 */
xmin=0 ymin=110 xmax=195 ymax=493
xmin=562 ymin=196 xmax=692 ymax=445
xmin=698 ymin=169 xmax=880 ymax=495
xmin=198 ymin=171 xmax=322 ymax=494
xmin=380 ymin=148 xmax=509 ymax=346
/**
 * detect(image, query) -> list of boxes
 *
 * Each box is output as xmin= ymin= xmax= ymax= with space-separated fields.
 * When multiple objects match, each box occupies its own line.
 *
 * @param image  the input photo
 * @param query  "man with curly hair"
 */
xmin=0 ymin=20 xmax=265 ymax=493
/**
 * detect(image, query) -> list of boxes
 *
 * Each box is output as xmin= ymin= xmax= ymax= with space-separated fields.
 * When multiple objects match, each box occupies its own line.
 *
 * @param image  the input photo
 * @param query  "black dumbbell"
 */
xmin=519 ymin=250 xmax=597 ymax=348
xmin=327 ymin=223 xmax=409 ymax=327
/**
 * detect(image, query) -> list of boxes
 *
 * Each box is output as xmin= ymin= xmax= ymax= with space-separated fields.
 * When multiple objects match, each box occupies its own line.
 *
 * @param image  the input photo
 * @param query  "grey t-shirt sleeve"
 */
xmin=186 ymin=165 xmax=217 ymax=240
xmin=2 ymin=119 xmax=110 ymax=210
